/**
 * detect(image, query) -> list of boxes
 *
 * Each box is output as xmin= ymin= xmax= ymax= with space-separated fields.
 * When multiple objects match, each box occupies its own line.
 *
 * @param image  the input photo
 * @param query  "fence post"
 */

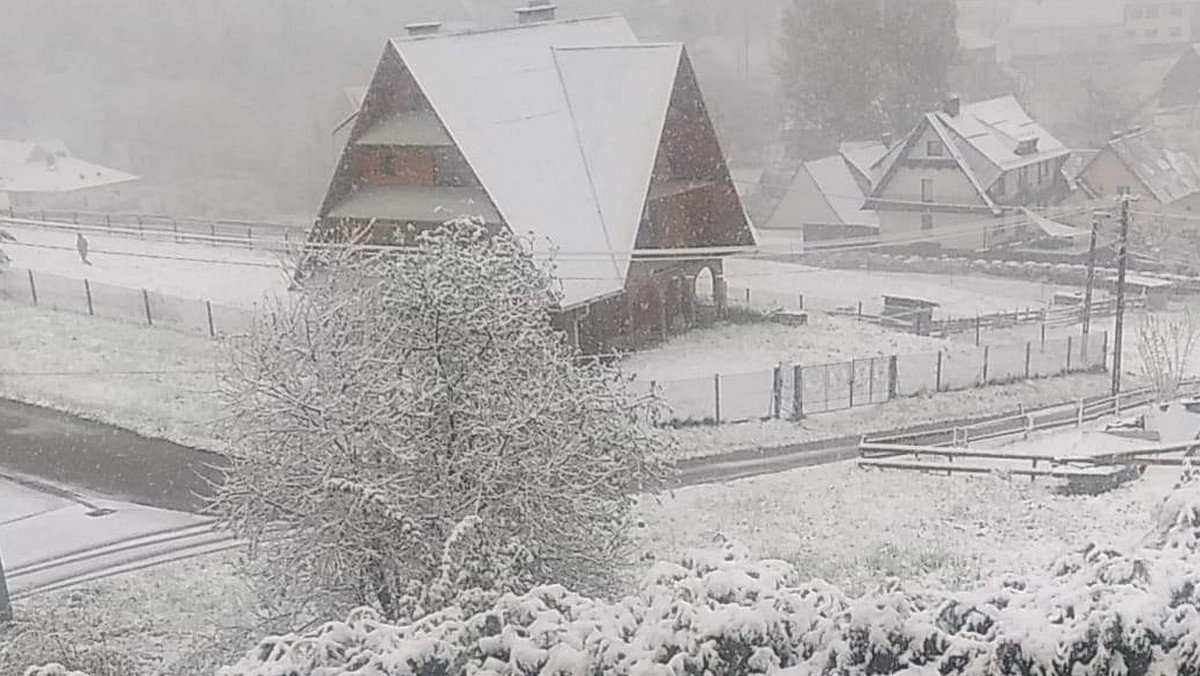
xmin=772 ymin=363 xmax=782 ymax=419
xmin=173 ymin=219 xmax=179 ymax=242
xmin=888 ymin=355 xmax=898 ymax=400
xmin=247 ymin=226 xmax=253 ymax=247
xmin=935 ymin=350 xmax=943 ymax=393
xmin=1077 ymin=398 xmax=1084 ymax=427
xmin=1066 ymin=335 xmax=1073 ymax=372
xmin=105 ymin=214 xmax=111 ymax=230
xmin=858 ymin=301 xmax=863 ymax=317
xmin=1041 ymin=322 xmax=1046 ymax=351
xmin=210 ymin=223 xmax=217 ymax=245
xmin=1101 ymin=330 xmax=1110 ymax=372
xmin=982 ymin=345 xmax=990 ymax=384
xmin=1114 ymin=392 xmax=1121 ymax=417
xmin=793 ymin=365 xmax=803 ymax=420
xmin=137 ymin=215 xmax=144 ymax=238
xmin=0 ymin=548 xmax=11 ymax=624
xmin=141 ymin=289 xmax=153 ymax=326
xmin=798 ymin=293 xmax=804 ymax=310
xmin=26 ymin=269 xmax=37 ymax=306
xmin=713 ymin=373 xmax=722 ymax=425
xmin=975 ymin=314 xmax=981 ymax=346
xmin=205 ymin=300 xmax=216 ymax=338
xmin=848 ymin=360 xmax=856 ymax=408
xmin=1025 ymin=341 xmax=1032 ymax=379
xmin=84 ymin=279 xmax=93 ymax=316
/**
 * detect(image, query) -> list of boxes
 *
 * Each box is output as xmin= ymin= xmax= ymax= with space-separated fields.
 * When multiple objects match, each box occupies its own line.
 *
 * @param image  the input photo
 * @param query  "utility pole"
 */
xmin=1111 ymin=191 xmax=1138 ymax=396
xmin=1081 ymin=209 xmax=1109 ymax=360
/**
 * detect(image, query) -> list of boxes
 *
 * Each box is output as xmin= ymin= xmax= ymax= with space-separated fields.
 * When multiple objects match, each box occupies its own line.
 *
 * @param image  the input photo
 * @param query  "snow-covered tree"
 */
xmin=210 ymin=219 xmax=672 ymax=621
xmin=1137 ymin=309 xmax=1200 ymax=403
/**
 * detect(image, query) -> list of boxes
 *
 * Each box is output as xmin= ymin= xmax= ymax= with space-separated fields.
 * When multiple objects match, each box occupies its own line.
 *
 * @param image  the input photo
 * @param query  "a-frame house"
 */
xmin=305 ymin=8 xmax=757 ymax=354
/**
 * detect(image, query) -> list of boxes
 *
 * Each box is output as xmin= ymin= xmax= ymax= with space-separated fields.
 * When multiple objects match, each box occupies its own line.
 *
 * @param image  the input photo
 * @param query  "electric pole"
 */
xmin=1111 ymin=191 xmax=1138 ymax=396
xmin=1082 ymin=209 xmax=1108 ymax=360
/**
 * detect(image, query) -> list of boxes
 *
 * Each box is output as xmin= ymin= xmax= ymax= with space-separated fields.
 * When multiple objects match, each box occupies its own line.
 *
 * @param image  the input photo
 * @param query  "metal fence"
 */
xmin=638 ymin=331 xmax=1108 ymax=425
xmin=0 ymin=266 xmax=254 ymax=337
xmin=2 ymin=208 xmax=306 ymax=250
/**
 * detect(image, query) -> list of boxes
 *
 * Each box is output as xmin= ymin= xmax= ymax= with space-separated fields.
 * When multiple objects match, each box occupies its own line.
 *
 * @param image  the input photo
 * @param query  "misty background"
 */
xmin=0 ymin=0 xmax=791 ymax=222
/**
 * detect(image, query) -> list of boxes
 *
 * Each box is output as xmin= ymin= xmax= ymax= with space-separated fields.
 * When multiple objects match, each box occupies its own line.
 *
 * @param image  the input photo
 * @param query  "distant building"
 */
xmin=1160 ymin=43 xmax=1200 ymax=107
xmin=306 ymin=10 xmax=757 ymax=353
xmin=0 ymin=140 xmax=138 ymax=212
xmin=1124 ymin=0 xmax=1200 ymax=52
xmin=864 ymin=95 xmax=1071 ymax=251
xmin=1073 ymin=126 xmax=1200 ymax=209
xmin=762 ymin=141 xmax=886 ymax=241
xmin=951 ymin=30 xmax=1018 ymax=103
xmin=1004 ymin=0 xmax=1130 ymax=59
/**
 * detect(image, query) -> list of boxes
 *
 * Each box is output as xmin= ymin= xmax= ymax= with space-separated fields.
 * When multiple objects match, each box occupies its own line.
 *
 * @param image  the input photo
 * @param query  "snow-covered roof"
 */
xmin=1009 ymin=0 xmax=1125 ymax=30
xmin=1103 ymin=128 xmax=1200 ymax=205
xmin=935 ymin=96 xmax=1070 ymax=174
xmin=379 ymin=16 xmax=752 ymax=308
xmin=802 ymin=155 xmax=877 ymax=226
xmin=1061 ymin=149 xmax=1100 ymax=183
xmin=1021 ymin=207 xmax=1086 ymax=239
xmin=838 ymin=140 xmax=887 ymax=185
xmin=0 ymin=140 xmax=138 ymax=194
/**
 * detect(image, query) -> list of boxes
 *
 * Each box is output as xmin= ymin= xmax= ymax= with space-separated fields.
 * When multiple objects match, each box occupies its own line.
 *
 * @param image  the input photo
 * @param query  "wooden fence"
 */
xmin=2 ymin=208 xmax=306 ymax=250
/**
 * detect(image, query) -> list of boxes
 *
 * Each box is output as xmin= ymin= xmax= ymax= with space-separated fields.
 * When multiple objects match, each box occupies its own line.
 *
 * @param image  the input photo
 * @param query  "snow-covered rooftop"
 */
xmin=801 ymin=155 xmax=878 ymax=226
xmin=372 ymin=16 xmax=754 ymax=308
xmin=1104 ymin=128 xmax=1200 ymax=205
xmin=0 ymin=140 xmax=138 ymax=194
xmin=935 ymin=96 xmax=1070 ymax=174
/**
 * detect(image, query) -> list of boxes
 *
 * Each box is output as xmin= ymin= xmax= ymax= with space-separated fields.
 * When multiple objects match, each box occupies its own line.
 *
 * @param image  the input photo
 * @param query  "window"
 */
xmin=1171 ymin=4 xmax=1185 ymax=16
xmin=1129 ymin=6 xmax=1143 ymax=18
xmin=1118 ymin=185 xmax=1132 ymax=196
xmin=433 ymin=148 xmax=477 ymax=186
xmin=380 ymin=152 xmax=396 ymax=175
xmin=926 ymin=140 xmax=944 ymax=157
xmin=921 ymin=178 xmax=933 ymax=202
xmin=921 ymin=212 xmax=934 ymax=231
xmin=1146 ymin=27 xmax=1160 ymax=38
xmin=1146 ymin=6 xmax=1160 ymax=18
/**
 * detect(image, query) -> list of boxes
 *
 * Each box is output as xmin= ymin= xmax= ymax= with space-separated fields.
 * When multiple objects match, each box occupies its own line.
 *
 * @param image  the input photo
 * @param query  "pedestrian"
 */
xmin=76 ymin=231 xmax=91 ymax=266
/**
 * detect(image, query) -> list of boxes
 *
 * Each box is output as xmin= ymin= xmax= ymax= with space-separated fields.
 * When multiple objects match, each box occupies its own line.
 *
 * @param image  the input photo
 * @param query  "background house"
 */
xmin=762 ymin=141 xmax=885 ymax=242
xmin=864 ymin=95 xmax=1071 ymax=251
xmin=1125 ymin=0 xmax=1200 ymax=52
xmin=1074 ymin=126 xmax=1200 ymax=209
xmin=1003 ymin=0 xmax=1129 ymax=60
xmin=306 ymin=9 xmax=757 ymax=354
xmin=0 ymin=140 xmax=138 ymax=212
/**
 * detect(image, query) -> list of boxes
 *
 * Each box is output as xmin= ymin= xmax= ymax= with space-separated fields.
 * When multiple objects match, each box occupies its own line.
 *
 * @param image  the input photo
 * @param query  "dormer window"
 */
xmin=1015 ymin=138 xmax=1040 ymax=156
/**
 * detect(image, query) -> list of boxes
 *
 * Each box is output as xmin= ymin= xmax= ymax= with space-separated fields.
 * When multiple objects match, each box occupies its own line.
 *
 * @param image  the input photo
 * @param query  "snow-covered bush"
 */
xmin=212 ymin=481 xmax=1200 ymax=676
xmin=211 ymin=218 xmax=672 ymax=621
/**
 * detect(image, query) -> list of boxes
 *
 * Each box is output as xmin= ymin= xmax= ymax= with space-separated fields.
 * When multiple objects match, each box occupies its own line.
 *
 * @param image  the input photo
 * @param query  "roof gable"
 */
xmin=390 ymin=17 xmax=637 ymax=307
xmin=802 ymin=155 xmax=877 ymax=226
xmin=0 ymin=139 xmax=138 ymax=193
xmin=553 ymin=43 xmax=682 ymax=276
xmin=935 ymin=96 xmax=1069 ymax=173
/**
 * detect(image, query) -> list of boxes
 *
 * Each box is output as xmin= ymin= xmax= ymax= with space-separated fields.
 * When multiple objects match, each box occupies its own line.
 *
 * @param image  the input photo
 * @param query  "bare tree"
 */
xmin=210 ymin=219 xmax=671 ymax=622
xmin=1137 ymin=309 xmax=1200 ymax=402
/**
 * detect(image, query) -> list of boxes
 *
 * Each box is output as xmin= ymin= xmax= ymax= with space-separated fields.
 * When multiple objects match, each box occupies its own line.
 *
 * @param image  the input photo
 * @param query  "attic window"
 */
xmin=926 ymin=140 xmax=945 ymax=157
xmin=1015 ymin=138 xmax=1040 ymax=156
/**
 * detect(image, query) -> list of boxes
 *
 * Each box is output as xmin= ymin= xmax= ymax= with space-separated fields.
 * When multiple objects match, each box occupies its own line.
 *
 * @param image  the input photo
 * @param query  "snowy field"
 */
xmin=642 ymin=425 xmax=1182 ymax=595
xmin=1 ymin=223 xmax=293 ymax=309
xmin=620 ymin=313 xmax=949 ymax=381
xmin=725 ymin=256 xmax=1072 ymax=317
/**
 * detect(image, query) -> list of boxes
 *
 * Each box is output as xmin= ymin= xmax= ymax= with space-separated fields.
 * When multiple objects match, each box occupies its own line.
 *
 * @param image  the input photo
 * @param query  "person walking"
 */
xmin=76 ymin=231 xmax=91 ymax=266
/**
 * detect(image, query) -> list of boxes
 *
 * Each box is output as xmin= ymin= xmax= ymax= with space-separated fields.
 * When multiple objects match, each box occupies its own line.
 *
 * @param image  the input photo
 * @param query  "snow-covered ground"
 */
xmin=641 ymin=411 xmax=1184 ymax=595
xmin=1 ymin=223 xmax=292 ymax=308
xmin=620 ymin=314 xmax=949 ymax=381
xmin=725 ymin=256 xmax=1071 ymax=317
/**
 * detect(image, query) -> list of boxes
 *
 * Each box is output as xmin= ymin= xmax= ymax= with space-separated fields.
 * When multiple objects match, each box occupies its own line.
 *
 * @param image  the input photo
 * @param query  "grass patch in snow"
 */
xmin=0 ymin=300 xmax=226 ymax=450
xmin=638 ymin=458 xmax=1180 ymax=596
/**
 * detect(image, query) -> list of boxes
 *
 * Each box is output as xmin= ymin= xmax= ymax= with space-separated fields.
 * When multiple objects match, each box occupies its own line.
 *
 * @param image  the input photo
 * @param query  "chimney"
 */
xmin=404 ymin=21 xmax=442 ymax=37
xmin=942 ymin=94 xmax=961 ymax=117
xmin=515 ymin=1 xmax=557 ymax=24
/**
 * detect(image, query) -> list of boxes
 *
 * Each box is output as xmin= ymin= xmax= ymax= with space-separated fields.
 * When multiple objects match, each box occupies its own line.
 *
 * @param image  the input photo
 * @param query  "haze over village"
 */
xmin=5 ymin=1 xmax=1200 ymax=674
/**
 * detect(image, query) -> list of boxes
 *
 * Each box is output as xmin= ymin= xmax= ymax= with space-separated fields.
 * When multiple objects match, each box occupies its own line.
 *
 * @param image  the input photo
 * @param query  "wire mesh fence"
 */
xmin=641 ymin=331 xmax=1109 ymax=425
xmin=3 ymin=208 xmax=305 ymax=250
xmin=0 ymin=266 xmax=255 ymax=337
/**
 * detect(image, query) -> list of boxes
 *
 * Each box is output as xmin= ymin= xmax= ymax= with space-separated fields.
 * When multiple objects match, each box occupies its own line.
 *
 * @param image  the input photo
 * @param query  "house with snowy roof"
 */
xmin=306 ymin=6 xmax=758 ymax=353
xmin=863 ymin=95 xmax=1072 ymax=251
xmin=1074 ymin=126 xmax=1200 ymax=209
xmin=762 ymin=141 xmax=885 ymax=241
xmin=0 ymin=140 xmax=138 ymax=212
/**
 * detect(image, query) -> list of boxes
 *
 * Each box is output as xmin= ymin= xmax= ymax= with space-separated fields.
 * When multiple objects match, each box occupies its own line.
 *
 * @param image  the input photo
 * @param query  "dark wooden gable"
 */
xmin=634 ymin=51 xmax=755 ymax=250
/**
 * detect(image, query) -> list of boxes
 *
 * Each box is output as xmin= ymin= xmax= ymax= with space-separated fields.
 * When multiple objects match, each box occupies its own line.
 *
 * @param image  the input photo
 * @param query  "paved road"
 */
xmin=0 ymin=399 xmax=228 ymax=513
